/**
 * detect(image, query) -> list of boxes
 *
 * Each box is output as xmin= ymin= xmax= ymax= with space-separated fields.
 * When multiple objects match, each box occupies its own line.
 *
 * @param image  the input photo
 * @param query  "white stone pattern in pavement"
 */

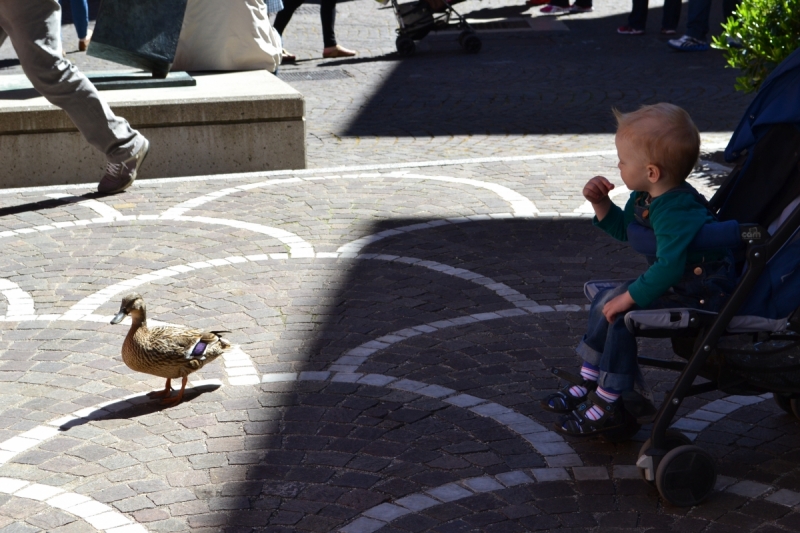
xmin=0 ymin=153 xmax=787 ymax=530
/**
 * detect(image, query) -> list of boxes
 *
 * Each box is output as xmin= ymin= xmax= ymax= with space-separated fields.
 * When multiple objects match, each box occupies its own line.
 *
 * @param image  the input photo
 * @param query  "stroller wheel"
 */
xmin=462 ymin=34 xmax=482 ymax=54
xmin=637 ymin=429 xmax=693 ymax=484
xmin=458 ymin=29 xmax=474 ymax=47
xmin=773 ymin=393 xmax=800 ymax=417
xmin=396 ymin=36 xmax=416 ymax=57
xmin=655 ymin=445 xmax=717 ymax=507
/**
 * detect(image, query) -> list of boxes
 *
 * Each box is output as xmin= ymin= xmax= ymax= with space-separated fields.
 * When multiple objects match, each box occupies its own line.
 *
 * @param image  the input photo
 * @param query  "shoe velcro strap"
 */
xmin=586 ymin=390 xmax=617 ymax=412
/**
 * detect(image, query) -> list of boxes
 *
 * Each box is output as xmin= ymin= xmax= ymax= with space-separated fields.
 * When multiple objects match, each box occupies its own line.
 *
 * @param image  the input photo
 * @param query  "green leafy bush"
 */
xmin=712 ymin=0 xmax=800 ymax=93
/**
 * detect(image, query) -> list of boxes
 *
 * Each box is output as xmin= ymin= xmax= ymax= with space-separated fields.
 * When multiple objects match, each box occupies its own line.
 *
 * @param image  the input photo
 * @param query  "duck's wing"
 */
xmin=145 ymin=326 xmax=220 ymax=360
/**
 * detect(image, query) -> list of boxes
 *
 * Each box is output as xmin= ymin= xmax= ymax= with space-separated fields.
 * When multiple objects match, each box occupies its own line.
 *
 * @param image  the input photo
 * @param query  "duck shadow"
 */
xmin=56 ymin=383 xmax=222 ymax=431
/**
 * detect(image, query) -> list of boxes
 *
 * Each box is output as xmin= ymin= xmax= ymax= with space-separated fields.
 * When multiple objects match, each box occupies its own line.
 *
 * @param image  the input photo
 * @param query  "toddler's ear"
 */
xmin=646 ymin=164 xmax=662 ymax=183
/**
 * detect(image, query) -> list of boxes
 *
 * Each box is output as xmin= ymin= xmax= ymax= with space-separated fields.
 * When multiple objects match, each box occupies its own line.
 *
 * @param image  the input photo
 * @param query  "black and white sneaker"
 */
xmin=98 ymin=138 xmax=150 ymax=195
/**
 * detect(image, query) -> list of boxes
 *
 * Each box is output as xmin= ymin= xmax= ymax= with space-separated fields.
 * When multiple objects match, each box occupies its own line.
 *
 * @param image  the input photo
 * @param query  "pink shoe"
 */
xmin=617 ymin=25 xmax=645 ymax=35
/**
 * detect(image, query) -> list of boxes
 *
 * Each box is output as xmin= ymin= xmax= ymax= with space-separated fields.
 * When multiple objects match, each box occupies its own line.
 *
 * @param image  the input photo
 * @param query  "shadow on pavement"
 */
xmin=212 ymin=217 xmax=676 ymax=529
xmin=56 ymin=383 xmax=222 ymax=431
xmin=342 ymin=5 xmax=753 ymax=137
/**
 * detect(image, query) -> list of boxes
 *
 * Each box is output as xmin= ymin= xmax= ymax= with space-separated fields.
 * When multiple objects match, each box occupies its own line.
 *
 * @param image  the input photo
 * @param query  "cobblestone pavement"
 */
xmin=3 ymin=1 xmax=800 ymax=533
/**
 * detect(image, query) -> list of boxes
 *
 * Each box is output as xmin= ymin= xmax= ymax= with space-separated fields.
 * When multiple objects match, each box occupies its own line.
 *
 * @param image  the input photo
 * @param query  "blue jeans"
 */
xmin=576 ymin=259 xmax=736 ymax=391
xmin=59 ymin=0 xmax=89 ymax=39
xmin=686 ymin=0 xmax=738 ymax=40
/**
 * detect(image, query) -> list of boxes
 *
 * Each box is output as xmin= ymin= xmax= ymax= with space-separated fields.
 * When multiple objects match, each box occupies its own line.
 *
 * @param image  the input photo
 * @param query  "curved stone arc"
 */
xmin=327 ymin=307 xmax=553 ymax=373
xmin=0 ymin=278 xmax=36 ymax=320
xmin=169 ymin=215 xmax=315 ymax=257
xmin=261 ymin=370 xmax=580 ymax=468
xmin=157 ymin=172 xmax=538 ymax=221
xmin=336 ymin=214 xmax=516 ymax=255
xmin=0 ymin=477 xmax=149 ymax=532
xmin=0 ymin=215 xmax=313 ymax=257
xmin=46 ymin=193 xmax=125 ymax=219
xmin=59 ymin=253 xmax=543 ymax=322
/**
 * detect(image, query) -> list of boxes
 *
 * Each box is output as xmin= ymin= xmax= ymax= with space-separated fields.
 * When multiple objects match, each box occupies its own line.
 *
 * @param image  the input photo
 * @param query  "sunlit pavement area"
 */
xmin=2 ymin=0 xmax=800 ymax=532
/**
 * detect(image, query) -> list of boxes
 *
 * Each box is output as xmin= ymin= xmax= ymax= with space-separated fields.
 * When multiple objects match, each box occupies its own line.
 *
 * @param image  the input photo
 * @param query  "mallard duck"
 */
xmin=111 ymin=293 xmax=231 ymax=405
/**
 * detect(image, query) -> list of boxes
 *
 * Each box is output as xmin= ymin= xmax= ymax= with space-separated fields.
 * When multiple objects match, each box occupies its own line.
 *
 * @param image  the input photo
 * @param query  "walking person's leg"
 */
xmin=273 ymin=0 xmax=302 ymax=62
xmin=660 ymin=0 xmax=681 ymax=33
xmin=69 ymin=0 xmax=91 ymax=50
xmin=0 ymin=0 xmax=149 ymax=193
xmin=620 ymin=0 xmax=648 ymax=33
xmin=685 ymin=0 xmax=711 ymax=40
xmin=321 ymin=0 xmax=356 ymax=57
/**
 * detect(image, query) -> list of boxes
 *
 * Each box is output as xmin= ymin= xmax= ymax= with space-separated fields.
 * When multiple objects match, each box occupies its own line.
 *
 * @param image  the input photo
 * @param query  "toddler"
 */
xmin=543 ymin=103 xmax=737 ymax=437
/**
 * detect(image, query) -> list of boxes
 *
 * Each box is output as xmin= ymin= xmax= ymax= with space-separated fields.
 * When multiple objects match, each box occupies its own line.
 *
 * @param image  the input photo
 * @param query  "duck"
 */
xmin=110 ymin=293 xmax=231 ymax=405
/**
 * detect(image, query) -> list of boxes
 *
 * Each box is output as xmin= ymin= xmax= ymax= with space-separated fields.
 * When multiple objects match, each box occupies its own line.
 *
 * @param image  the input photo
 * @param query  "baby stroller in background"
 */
xmin=384 ymin=0 xmax=481 ymax=56
xmin=576 ymin=47 xmax=800 ymax=507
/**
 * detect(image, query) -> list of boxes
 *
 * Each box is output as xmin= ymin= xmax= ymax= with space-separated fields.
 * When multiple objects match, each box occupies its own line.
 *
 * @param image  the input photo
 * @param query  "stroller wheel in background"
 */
xmin=460 ymin=32 xmax=482 ymax=54
xmin=396 ymin=36 xmax=416 ymax=56
xmin=655 ymin=445 xmax=717 ymax=507
xmin=637 ymin=429 xmax=693 ymax=484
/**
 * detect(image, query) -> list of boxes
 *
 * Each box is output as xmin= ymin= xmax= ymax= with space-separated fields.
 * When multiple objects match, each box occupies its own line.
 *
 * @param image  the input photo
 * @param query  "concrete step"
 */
xmin=0 ymin=70 xmax=305 ymax=188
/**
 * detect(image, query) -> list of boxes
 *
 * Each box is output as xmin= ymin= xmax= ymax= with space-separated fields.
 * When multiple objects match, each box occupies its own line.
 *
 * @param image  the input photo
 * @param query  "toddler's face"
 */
xmin=615 ymin=133 xmax=651 ymax=192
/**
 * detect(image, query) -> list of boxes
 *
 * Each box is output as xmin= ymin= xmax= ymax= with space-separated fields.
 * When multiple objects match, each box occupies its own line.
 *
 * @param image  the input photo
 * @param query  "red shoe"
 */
xmin=526 ymin=0 xmax=549 ymax=6
xmin=617 ymin=25 xmax=645 ymax=35
xmin=540 ymin=4 xmax=570 ymax=13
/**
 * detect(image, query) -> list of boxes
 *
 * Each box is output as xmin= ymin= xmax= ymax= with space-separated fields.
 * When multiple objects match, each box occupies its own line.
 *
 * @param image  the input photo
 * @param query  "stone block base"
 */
xmin=0 ymin=70 xmax=305 ymax=188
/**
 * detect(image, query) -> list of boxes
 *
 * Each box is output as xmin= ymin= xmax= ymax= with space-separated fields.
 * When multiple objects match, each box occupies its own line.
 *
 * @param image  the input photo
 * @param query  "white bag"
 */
xmin=172 ymin=0 xmax=282 ymax=72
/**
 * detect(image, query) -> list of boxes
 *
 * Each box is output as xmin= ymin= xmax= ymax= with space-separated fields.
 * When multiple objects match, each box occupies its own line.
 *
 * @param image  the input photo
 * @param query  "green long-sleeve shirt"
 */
xmin=594 ymin=190 xmax=725 ymax=308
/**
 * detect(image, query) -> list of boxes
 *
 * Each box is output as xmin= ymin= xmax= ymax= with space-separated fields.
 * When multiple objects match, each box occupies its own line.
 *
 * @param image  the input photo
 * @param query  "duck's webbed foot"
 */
xmin=148 ymin=378 xmax=173 ymax=399
xmin=160 ymin=377 xmax=188 ymax=406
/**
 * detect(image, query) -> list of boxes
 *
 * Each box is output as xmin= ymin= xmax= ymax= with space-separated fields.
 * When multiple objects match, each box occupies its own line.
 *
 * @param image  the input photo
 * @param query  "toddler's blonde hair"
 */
xmin=614 ymin=103 xmax=700 ymax=183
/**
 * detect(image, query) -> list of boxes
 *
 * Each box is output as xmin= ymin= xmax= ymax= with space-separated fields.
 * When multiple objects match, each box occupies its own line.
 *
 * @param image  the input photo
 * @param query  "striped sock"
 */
xmin=585 ymin=386 xmax=620 ymax=421
xmin=568 ymin=363 xmax=599 ymax=398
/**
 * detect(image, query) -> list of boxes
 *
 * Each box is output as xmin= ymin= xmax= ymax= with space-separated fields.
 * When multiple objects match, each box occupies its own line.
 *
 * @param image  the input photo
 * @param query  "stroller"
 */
xmin=385 ymin=0 xmax=481 ymax=56
xmin=574 ymin=47 xmax=800 ymax=507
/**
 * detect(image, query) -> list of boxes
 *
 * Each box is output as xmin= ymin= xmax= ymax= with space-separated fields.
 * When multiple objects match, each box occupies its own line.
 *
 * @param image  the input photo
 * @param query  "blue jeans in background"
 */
xmin=59 ymin=0 xmax=89 ymax=39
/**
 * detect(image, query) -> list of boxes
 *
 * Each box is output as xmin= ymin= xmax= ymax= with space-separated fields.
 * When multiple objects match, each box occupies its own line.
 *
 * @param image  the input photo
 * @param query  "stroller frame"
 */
xmin=633 ymin=201 xmax=800 ymax=506
xmin=389 ymin=0 xmax=481 ymax=56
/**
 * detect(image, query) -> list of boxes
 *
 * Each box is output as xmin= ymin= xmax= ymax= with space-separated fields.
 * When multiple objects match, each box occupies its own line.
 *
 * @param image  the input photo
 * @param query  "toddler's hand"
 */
xmin=602 ymin=291 xmax=635 ymax=323
xmin=583 ymin=176 xmax=615 ymax=204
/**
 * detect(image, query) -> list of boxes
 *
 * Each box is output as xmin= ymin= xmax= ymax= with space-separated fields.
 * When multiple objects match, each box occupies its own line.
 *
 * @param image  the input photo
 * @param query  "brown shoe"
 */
xmin=79 ymin=30 xmax=92 ymax=52
xmin=282 ymin=49 xmax=297 ymax=63
xmin=323 ymin=45 xmax=357 ymax=58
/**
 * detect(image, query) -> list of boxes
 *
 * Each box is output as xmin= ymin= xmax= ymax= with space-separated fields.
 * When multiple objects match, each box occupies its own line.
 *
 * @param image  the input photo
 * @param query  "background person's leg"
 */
xmin=661 ymin=0 xmax=681 ymax=31
xmin=273 ymin=0 xmax=302 ymax=35
xmin=685 ymin=0 xmax=712 ymax=40
xmin=627 ymin=0 xmax=649 ymax=30
xmin=69 ymin=0 xmax=89 ymax=39
xmin=320 ymin=0 xmax=337 ymax=48
xmin=0 ymin=0 xmax=143 ymax=163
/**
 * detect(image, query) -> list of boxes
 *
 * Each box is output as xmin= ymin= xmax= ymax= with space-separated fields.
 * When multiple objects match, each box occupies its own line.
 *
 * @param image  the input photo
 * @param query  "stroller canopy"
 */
xmin=726 ymin=46 xmax=800 ymax=161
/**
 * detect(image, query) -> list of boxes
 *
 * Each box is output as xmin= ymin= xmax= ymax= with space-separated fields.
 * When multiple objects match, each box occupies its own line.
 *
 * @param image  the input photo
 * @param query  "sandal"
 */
xmin=555 ymin=390 xmax=631 ymax=437
xmin=540 ymin=367 xmax=597 ymax=413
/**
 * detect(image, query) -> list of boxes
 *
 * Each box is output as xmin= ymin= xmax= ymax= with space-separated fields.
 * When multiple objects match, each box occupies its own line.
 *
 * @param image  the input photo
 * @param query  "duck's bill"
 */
xmin=110 ymin=311 xmax=127 ymax=324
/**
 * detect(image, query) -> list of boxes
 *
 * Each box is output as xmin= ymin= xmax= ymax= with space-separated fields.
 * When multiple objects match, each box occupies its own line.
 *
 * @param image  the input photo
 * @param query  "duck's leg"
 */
xmin=161 ymin=377 xmax=188 ymax=406
xmin=149 ymin=378 xmax=173 ymax=399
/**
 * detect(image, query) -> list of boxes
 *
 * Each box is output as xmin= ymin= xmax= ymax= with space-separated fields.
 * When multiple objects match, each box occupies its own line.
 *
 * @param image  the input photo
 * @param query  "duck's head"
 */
xmin=111 ymin=293 xmax=146 ymax=324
